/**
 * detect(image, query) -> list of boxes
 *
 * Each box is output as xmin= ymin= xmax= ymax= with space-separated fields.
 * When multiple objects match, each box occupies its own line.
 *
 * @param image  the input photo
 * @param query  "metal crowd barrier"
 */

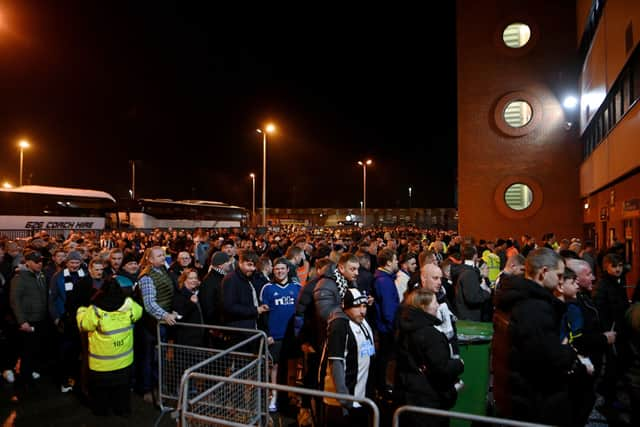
xmin=156 ymin=322 xmax=269 ymax=413
xmin=179 ymin=374 xmax=380 ymax=427
xmin=392 ymin=405 xmax=549 ymax=427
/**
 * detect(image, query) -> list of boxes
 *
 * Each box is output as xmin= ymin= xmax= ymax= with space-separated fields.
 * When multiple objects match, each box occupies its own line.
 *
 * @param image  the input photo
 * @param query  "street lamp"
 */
xmin=18 ymin=140 xmax=30 ymax=187
xmin=256 ymin=124 xmax=276 ymax=227
xmin=408 ymin=186 xmax=412 ymax=209
xmin=249 ymin=173 xmax=256 ymax=226
xmin=357 ymin=159 xmax=372 ymax=226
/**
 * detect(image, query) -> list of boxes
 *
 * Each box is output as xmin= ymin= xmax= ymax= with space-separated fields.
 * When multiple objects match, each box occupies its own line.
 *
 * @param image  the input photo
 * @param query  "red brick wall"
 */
xmin=457 ymin=0 xmax=582 ymax=242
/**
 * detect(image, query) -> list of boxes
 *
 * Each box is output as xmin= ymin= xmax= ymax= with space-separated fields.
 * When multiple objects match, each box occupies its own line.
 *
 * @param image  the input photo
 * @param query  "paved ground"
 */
xmin=0 ymin=373 xmax=627 ymax=427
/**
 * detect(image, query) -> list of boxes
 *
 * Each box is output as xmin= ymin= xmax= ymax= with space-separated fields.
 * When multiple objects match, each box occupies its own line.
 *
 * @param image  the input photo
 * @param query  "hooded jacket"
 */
xmin=493 ymin=275 xmax=574 ymax=425
xmin=395 ymin=304 xmax=463 ymax=410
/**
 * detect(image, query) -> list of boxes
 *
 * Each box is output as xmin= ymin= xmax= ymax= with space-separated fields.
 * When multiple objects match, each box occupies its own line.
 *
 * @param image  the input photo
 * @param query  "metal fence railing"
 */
xmin=392 ymin=405 xmax=550 ymax=427
xmin=179 ymin=374 xmax=381 ymax=427
xmin=156 ymin=322 xmax=269 ymax=414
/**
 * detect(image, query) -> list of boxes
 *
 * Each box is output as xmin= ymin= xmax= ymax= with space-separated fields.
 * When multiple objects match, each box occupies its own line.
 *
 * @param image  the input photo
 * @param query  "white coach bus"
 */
xmin=0 ymin=185 xmax=117 ymax=231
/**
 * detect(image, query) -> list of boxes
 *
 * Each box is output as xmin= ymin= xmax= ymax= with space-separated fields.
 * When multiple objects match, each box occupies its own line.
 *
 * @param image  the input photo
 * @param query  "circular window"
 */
xmin=503 ymin=100 xmax=532 ymax=128
xmin=502 ymin=23 xmax=531 ymax=48
xmin=504 ymin=183 xmax=533 ymax=211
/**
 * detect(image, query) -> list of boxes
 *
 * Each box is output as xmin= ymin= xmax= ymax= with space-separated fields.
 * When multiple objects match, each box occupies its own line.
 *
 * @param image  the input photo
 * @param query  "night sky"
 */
xmin=0 ymin=1 xmax=457 ymax=209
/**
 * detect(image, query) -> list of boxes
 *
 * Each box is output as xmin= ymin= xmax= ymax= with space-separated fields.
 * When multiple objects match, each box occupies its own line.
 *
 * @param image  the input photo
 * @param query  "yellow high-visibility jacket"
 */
xmin=77 ymin=297 xmax=142 ymax=372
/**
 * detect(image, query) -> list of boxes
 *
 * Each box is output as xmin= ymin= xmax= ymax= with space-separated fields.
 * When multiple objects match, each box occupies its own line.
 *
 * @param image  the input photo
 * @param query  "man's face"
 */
xmin=576 ymin=265 xmax=595 ymax=291
xmin=389 ymin=254 xmax=399 ymax=273
xmin=238 ymin=260 xmax=256 ymax=277
xmin=405 ymin=258 xmax=417 ymax=273
xmin=421 ymin=264 xmax=442 ymax=293
xmin=222 ymin=244 xmax=234 ymax=256
xmin=559 ymin=276 xmax=579 ymax=300
xmin=89 ymin=263 xmax=104 ymax=280
xmin=344 ymin=304 xmax=367 ymax=324
xmin=542 ymin=261 xmax=565 ymax=291
xmin=67 ymin=259 xmax=82 ymax=272
xmin=506 ymin=262 xmax=525 ymax=275
xmin=110 ymin=253 xmax=123 ymax=270
xmin=339 ymin=261 xmax=359 ymax=282
xmin=54 ymin=251 xmax=66 ymax=265
xmin=606 ymin=261 xmax=623 ymax=277
xmin=150 ymin=249 xmax=165 ymax=268
xmin=26 ymin=259 xmax=43 ymax=272
xmin=177 ymin=252 xmax=191 ymax=267
xmin=123 ymin=261 xmax=139 ymax=275
xmin=273 ymin=262 xmax=289 ymax=283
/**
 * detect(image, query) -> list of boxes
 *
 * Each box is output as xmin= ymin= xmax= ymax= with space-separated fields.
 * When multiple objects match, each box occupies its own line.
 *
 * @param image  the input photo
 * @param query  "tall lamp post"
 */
xmin=18 ymin=140 xmax=30 ymax=187
xmin=256 ymin=124 xmax=275 ymax=227
xmin=408 ymin=186 xmax=412 ymax=209
xmin=357 ymin=159 xmax=372 ymax=226
xmin=249 ymin=173 xmax=256 ymax=226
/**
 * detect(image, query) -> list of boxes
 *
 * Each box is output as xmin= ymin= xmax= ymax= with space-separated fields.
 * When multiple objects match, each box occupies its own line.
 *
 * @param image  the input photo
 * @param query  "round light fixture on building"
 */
xmin=563 ymin=96 xmax=578 ymax=109
xmin=345 ymin=215 xmax=353 ymax=221
xmin=502 ymin=23 xmax=531 ymax=48
xmin=503 ymin=100 xmax=532 ymax=128
xmin=504 ymin=183 xmax=533 ymax=211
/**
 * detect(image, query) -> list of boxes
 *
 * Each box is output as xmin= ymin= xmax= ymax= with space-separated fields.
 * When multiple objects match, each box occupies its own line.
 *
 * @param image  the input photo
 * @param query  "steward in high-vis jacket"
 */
xmin=77 ymin=278 xmax=142 ymax=417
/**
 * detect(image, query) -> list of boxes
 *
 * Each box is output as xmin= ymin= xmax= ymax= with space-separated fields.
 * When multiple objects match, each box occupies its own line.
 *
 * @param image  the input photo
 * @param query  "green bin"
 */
xmin=450 ymin=320 xmax=493 ymax=427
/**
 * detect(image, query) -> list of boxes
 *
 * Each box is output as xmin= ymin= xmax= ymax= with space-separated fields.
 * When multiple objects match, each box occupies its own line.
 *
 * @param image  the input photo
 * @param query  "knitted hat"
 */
xmin=66 ymin=251 xmax=83 ymax=262
xmin=342 ymin=288 xmax=368 ymax=309
xmin=211 ymin=251 xmax=230 ymax=266
xmin=122 ymin=252 xmax=139 ymax=266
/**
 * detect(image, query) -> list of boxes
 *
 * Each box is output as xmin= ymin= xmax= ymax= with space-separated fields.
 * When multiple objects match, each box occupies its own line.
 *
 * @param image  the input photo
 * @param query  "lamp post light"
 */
xmin=357 ymin=159 xmax=372 ymax=226
xmin=249 ymin=173 xmax=256 ymax=226
xmin=18 ymin=140 xmax=30 ymax=187
xmin=408 ymin=186 xmax=412 ymax=209
xmin=256 ymin=124 xmax=275 ymax=227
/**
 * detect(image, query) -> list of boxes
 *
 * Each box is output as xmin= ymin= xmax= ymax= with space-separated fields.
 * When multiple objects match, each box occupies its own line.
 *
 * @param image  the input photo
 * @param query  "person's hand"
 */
xmin=19 ymin=322 xmax=33 ymax=332
xmin=267 ymin=336 xmax=274 ymax=345
xmin=257 ymin=304 xmax=269 ymax=314
xmin=163 ymin=311 xmax=178 ymax=326
xmin=190 ymin=294 xmax=198 ymax=303
xmin=367 ymin=295 xmax=375 ymax=306
xmin=301 ymin=343 xmax=316 ymax=354
xmin=604 ymin=331 xmax=616 ymax=344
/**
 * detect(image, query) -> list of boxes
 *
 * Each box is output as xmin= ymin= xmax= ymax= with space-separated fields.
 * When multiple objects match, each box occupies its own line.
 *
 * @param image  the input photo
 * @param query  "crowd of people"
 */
xmin=0 ymin=227 xmax=639 ymax=426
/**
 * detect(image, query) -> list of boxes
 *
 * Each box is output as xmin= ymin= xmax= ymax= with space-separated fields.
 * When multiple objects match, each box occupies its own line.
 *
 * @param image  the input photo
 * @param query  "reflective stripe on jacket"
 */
xmin=77 ymin=297 xmax=143 ymax=372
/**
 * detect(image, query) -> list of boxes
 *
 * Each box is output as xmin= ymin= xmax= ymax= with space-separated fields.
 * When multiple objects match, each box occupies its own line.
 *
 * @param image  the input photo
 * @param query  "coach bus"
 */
xmin=0 ymin=185 xmax=117 ymax=231
xmin=118 ymin=198 xmax=248 ymax=229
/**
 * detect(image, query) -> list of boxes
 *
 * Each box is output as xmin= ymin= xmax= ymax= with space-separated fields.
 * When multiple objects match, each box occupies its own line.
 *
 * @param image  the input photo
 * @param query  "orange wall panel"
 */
xmin=604 ymin=0 xmax=640 ymax=88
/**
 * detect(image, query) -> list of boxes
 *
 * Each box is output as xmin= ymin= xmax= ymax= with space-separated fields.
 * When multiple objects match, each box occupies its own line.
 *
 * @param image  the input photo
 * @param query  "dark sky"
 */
xmin=0 ymin=1 xmax=457 ymax=209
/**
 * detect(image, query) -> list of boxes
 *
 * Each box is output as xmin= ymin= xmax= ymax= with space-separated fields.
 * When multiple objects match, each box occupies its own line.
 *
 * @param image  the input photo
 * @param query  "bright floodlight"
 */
xmin=265 ymin=124 xmax=276 ymax=133
xmin=366 ymin=159 xmax=372 ymax=165
xmin=19 ymin=140 xmax=30 ymax=149
xmin=249 ymin=173 xmax=255 ymax=178
xmin=2 ymin=182 xmax=12 ymax=189
xmin=563 ymin=96 xmax=578 ymax=109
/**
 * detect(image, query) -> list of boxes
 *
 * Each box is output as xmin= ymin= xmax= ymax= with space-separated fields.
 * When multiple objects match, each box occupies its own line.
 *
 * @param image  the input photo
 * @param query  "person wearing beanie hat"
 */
xmin=198 ymin=251 xmax=233 ymax=326
xmin=321 ymin=287 xmax=374 ymax=425
xmin=50 ymin=248 xmax=88 ymax=393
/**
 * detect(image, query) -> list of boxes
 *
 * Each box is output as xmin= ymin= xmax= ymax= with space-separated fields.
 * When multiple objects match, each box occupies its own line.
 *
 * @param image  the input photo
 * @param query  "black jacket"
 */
xmin=574 ymin=290 xmax=608 ymax=372
xmin=199 ymin=269 xmax=224 ymax=325
xmin=172 ymin=287 xmax=205 ymax=346
xmin=594 ymin=272 xmax=630 ymax=332
xmin=395 ymin=305 xmax=463 ymax=410
xmin=221 ymin=269 xmax=259 ymax=329
xmin=495 ymin=275 xmax=574 ymax=425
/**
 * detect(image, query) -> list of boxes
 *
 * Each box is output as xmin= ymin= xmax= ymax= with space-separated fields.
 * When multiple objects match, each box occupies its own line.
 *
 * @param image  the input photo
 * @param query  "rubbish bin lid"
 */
xmin=456 ymin=320 xmax=493 ymax=342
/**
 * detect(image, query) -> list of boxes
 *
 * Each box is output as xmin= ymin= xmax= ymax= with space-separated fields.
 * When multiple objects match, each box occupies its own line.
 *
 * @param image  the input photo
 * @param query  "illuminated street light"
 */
xmin=257 ymin=124 xmax=276 ymax=227
xmin=249 ymin=173 xmax=256 ymax=226
xmin=18 ymin=140 xmax=30 ymax=187
xmin=357 ymin=159 xmax=373 ymax=226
